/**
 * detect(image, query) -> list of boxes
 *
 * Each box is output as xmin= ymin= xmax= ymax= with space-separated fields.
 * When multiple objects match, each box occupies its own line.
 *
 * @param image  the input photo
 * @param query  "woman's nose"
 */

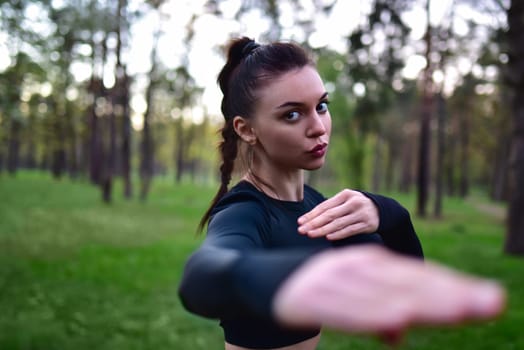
xmin=307 ymin=113 xmax=327 ymax=137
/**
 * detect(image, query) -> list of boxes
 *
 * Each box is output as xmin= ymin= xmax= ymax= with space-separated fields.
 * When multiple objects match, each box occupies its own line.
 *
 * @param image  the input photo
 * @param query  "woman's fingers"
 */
xmin=297 ymin=190 xmax=350 ymax=226
xmin=298 ymin=189 xmax=379 ymax=238
xmin=273 ymin=246 xmax=506 ymax=339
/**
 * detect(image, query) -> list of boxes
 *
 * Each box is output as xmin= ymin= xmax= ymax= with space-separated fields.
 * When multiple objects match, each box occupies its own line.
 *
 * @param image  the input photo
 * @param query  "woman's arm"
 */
xmin=273 ymin=245 xmax=504 ymax=343
xmin=180 ymin=198 xmax=504 ymax=342
xmin=178 ymin=201 xmax=315 ymax=320
xmin=297 ymin=189 xmax=423 ymax=258
xmin=362 ymin=191 xmax=423 ymax=258
xmin=180 ymin=237 xmax=504 ymax=339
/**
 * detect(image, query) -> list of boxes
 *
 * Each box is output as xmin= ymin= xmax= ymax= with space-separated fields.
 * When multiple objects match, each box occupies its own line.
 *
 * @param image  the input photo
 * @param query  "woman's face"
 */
xmin=249 ymin=66 xmax=332 ymax=173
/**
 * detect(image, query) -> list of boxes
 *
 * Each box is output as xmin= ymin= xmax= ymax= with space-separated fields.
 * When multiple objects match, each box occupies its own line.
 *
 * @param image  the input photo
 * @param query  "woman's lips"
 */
xmin=308 ymin=143 xmax=328 ymax=157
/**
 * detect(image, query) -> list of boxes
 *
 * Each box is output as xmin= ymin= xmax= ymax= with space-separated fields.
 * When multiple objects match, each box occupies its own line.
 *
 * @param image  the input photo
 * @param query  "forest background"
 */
xmin=1 ymin=0 xmax=524 ymax=348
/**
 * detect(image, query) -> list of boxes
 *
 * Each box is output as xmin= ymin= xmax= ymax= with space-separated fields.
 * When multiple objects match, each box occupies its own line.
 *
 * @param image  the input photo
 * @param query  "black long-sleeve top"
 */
xmin=179 ymin=181 xmax=423 ymax=349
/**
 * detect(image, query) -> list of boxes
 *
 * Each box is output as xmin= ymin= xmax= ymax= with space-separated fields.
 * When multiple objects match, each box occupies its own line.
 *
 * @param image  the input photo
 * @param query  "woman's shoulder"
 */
xmin=206 ymin=181 xmax=274 ymax=245
xmin=209 ymin=181 xmax=273 ymax=220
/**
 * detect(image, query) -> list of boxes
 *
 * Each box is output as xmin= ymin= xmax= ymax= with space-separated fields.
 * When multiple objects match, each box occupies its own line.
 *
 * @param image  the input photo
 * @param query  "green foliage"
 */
xmin=0 ymin=172 xmax=220 ymax=349
xmin=0 ymin=172 xmax=522 ymax=350
xmin=0 ymin=0 xmax=512 ymax=204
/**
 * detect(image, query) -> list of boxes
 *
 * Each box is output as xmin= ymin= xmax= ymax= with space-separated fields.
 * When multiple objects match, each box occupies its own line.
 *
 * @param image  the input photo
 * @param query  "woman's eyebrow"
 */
xmin=275 ymin=92 xmax=329 ymax=109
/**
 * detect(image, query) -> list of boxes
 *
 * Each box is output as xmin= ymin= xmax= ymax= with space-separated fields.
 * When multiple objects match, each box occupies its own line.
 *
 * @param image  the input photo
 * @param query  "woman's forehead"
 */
xmin=258 ymin=66 xmax=326 ymax=107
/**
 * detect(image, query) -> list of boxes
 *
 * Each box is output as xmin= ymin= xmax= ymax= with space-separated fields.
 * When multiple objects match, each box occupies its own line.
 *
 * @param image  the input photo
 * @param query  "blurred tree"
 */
xmin=315 ymin=50 xmax=354 ymax=187
xmin=114 ymin=0 xmax=133 ymax=199
xmin=416 ymin=0 xmax=434 ymax=217
xmin=0 ymin=0 xmax=48 ymax=175
xmin=172 ymin=15 xmax=202 ymax=184
xmin=140 ymin=0 xmax=165 ymax=201
xmin=432 ymin=8 xmax=456 ymax=218
xmin=345 ymin=0 xmax=413 ymax=189
xmin=470 ymin=27 xmax=510 ymax=201
xmin=47 ymin=5 xmax=79 ymax=179
xmin=99 ymin=0 xmax=132 ymax=202
xmin=0 ymin=53 xmax=44 ymax=175
xmin=384 ymin=80 xmax=418 ymax=193
xmin=172 ymin=66 xmax=202 ymax=184
xmin=504 ymin=0 xmax=524 ymax=255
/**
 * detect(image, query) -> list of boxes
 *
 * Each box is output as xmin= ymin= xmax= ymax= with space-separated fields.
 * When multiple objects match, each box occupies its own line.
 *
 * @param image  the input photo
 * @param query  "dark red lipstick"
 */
xmin=308 ymin=143 xmax=328 ymax=157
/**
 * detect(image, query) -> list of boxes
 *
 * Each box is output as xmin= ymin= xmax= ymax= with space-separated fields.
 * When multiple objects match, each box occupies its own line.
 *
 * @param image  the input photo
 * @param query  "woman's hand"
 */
xmin=298 ymin=189 xmax=379 ymax=240
xmin=272 ymin=246 xmax=505 ymax=344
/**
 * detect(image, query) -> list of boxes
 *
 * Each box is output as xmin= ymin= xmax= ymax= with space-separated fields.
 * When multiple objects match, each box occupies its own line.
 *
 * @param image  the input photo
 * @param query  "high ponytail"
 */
xmin=198 ymin=36 xmax=314 ymax=232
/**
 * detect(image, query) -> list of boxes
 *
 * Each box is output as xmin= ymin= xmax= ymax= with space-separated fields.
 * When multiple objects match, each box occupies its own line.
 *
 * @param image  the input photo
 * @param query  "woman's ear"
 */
xmin=233 ymin=116 xmax=257 ymax=145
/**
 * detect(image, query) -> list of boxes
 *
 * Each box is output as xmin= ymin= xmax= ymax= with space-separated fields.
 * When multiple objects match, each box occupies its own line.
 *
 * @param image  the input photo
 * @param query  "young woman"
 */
xmin=179 ymin=37 xmax=504 ymax=350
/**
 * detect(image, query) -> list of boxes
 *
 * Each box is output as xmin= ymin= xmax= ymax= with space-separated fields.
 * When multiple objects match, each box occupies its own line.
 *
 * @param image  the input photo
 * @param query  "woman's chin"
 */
xmin=303 ymin=161 xmax=325 ymax=171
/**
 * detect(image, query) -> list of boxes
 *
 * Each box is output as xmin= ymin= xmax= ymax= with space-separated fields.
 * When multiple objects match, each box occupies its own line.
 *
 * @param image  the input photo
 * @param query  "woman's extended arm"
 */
xmin=181 ymin=241 xmax=505 ymax=341
xmin=180 ymin=198 xmax=504 ymax=341
xmin=273 ymin=245 xmax=504 ymax=342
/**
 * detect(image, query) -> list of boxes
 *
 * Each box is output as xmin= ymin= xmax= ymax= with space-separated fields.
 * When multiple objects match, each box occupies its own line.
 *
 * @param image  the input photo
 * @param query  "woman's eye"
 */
xmin=285 ymin=111 xmax=301 ymax=121
xmin=317 ymin=101 xmax=329 ymax=113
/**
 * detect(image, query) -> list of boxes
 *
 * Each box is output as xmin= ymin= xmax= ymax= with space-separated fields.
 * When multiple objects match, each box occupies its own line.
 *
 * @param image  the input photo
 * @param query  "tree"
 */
xmin=172 ymin=66 xmax=202 ymax=184
xmin=0 ymin=53 xmax=44 ymax=175
xmin=0 ymin=0 xmax=47 ymax=176
xmin=115 ymin=0 xmax=133 ymax=199
xmin=504 ymin=0 xmax=524 ymax=255
xmin=415 ymin=0 xmax=434 ymax=217
xmin=139 ymin=2 xmax=164 ymax=201
xmin=344 ymin=0 xmax=413 ymax=189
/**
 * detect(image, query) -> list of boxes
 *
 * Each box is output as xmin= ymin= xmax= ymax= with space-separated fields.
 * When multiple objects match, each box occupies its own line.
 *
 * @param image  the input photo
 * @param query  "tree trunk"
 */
xmin=140 ymin=13 xmax=161 ymax=201
xmin=434 ymin=93 xmax=446 ymax=218
xmin=66 ymin=101 xmax=79 ymax=179
xmin=491 ymin=137 xmax=509 ymax=201
xmin=120 ymin=74 xmax=132 ymax=199
xmin=0 ymin=118 xmax=5 ymax=173
xmin=51 ymin=104 xmax=67 ymax=179
xmin=504 ymin=0 xmax=524 ymax=255
xmin=102 ymin=94 xmax=116 ymax=203
xmin=140 ymin=68 xmax=155 ymax=202
xmin=175 ymin=119 xmax=185 ymax=184
xmin=458 ymin=110 xmax=470 ymax=198
xmin=384 ymin=137 xmax=399 ymax=193
xmin=88 ymin=79 xmax=103 ymax=184
xmin=491 ymin=91 xmax=511 ymax=202
xmin=99 ymin=34 xmax=114 ymax=203
xmin=115 ymin=0 xmax=132 ymax=199
xmin=24 ymin=113 xmax=37 ymax=169
xmin=7 ymin=118 xmax=21 ymax=175
xmin=371 ymin=134 xmax=383 ymax=193
xmin=347 ymin=130 xmax=366 ymax=190
xmin=445 ymin=126 xmax=457 ymax=197
xmin=140 ymin=109 xmax=153 ymax=202
xmin=416 ymin=0 xmax=433 ymax=217
xmin=399 ymin=137 xmax=414 ymax=193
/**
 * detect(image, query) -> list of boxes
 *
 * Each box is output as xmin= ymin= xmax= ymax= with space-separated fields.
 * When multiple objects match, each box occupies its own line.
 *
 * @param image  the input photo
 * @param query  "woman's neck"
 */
xmin=244 ymin=165 xmax=304 ymax=202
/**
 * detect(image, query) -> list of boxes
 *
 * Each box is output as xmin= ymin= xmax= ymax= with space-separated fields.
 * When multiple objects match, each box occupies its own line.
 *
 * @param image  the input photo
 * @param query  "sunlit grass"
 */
xmin=0 ymin=171 xmax=522 ymax=350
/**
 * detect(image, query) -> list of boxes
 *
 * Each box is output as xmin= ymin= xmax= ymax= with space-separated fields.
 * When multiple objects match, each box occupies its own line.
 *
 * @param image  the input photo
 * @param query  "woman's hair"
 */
xmin=198 ymin=37 xmax=314 ymax=232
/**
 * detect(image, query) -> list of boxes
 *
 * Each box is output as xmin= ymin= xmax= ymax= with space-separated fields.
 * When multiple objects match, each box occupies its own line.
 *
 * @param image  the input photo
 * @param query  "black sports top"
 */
xmin=179 ymin=181 xmax=423 ymax=349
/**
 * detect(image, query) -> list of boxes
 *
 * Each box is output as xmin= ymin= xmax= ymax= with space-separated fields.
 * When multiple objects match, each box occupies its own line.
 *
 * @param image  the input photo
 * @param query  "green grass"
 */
xmin=0 ymin=171 xmax=523 ymax=350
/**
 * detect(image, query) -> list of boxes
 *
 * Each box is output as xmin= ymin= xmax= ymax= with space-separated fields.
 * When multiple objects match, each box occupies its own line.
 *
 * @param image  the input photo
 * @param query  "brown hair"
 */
xmin=198 ymin=37 xmax=314 ymax=231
